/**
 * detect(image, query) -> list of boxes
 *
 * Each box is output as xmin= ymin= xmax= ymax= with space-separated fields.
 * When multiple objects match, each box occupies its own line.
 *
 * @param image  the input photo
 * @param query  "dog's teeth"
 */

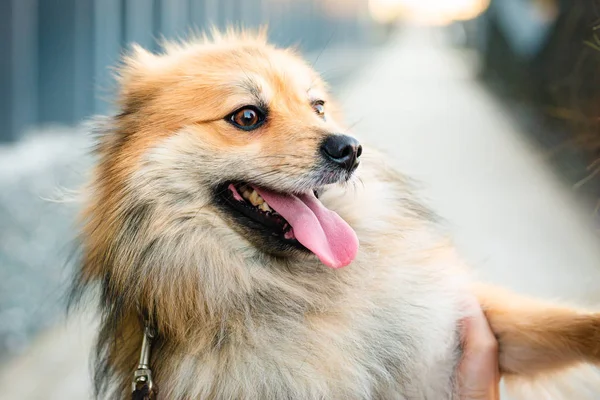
xmin=241 ymin=188 xmax=269 ymax=209
xmin=249 ymin=190 xmax=257 ymax=204
xmin=248 ymin=190 xmax=259 ymax=206
xmin=247 ymin=190 xmax=266 ymax=207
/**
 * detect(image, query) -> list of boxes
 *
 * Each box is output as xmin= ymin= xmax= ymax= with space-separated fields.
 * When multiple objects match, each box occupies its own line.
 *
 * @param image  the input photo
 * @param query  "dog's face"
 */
xmin=95 ymin=32 xmax=360 ymax=270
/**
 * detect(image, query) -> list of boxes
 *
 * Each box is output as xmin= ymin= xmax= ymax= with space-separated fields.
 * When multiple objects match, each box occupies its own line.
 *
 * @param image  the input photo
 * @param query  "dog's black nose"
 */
xmin=320 ymin=134 xmax=362 ymax=171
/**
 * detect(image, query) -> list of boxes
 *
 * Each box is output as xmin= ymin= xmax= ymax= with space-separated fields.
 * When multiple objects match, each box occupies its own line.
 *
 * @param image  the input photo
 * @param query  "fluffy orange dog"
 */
xmin=71 ymin=30 xmax=600 ymax=399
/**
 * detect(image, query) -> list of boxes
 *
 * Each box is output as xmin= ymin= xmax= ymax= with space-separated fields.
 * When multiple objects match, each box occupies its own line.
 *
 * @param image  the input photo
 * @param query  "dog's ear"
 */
xmin=90 ymin=45 xmax=163 ymax=156
xmin=473 ymin=283 xmax=600 ymax=376
xmin=115 ymin=44 xmax=162 ymax=117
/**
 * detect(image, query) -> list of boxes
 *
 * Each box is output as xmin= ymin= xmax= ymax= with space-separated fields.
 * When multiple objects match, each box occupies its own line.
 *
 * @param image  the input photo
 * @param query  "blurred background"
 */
xmin=3 ymin=0 xmax=600 ymax=398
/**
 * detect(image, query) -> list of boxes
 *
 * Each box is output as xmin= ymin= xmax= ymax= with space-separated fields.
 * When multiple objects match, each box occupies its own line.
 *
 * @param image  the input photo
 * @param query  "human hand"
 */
xmin=457 ymin=298 xmax=501 ymax=400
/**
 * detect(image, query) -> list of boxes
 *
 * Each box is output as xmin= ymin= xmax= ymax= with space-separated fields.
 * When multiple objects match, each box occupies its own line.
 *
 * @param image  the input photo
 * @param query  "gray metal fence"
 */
xmin=0 ymin=1 xmax=379 ymax=361
xmin=1 ymin=0 xmax=374 ymax=142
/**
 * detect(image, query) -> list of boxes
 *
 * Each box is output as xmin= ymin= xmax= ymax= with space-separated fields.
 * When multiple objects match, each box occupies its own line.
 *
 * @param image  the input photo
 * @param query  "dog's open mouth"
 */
xmin=217 ymin=182 xmax=358 ymax=268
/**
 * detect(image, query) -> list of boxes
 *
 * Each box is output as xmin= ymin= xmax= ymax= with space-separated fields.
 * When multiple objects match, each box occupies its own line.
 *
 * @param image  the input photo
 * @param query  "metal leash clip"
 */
xmin=132 ymin=325 xmax=156 ymax=395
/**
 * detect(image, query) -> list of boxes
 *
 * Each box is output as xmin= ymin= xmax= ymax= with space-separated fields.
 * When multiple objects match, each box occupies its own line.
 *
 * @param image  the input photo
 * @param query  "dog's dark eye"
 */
xmin=227 ymin=106 xmax=266 ymax=131
xmin=312 ymin=100 xmax=325 ymax=119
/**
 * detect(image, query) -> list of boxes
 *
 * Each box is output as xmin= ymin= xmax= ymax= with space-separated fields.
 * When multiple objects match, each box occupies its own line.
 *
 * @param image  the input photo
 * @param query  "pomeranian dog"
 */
xmin=71 ymin=30 xmax=600 ymax=399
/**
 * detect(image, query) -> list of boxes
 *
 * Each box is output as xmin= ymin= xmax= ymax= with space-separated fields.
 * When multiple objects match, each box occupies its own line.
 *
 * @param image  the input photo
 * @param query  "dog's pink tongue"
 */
xmin=254 ymin=188 xmax=358 ymax=269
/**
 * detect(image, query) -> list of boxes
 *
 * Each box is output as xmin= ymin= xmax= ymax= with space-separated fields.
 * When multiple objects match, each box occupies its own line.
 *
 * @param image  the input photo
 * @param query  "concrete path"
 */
xmin=341 ymin=26 xmax=600 ymax=304
xmin=3 ymin=26 xmax=600 ymax=399
xmin=0 ymin=313 xmax=96 ymax=400
xmin=340 ymin=26 xmax=600 ymax=398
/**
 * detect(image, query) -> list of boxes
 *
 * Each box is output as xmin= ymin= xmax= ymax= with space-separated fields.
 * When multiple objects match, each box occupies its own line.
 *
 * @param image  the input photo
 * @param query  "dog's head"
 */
xmin=83 ymin=30 xmax=361 ymax=289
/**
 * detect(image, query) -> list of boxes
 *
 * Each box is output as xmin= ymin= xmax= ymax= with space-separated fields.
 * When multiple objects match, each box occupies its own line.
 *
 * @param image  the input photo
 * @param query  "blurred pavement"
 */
xmin=3 ymin=26 xmax=600 ymax=398
xmin=342 ymin=26 xmax=600 ymax=304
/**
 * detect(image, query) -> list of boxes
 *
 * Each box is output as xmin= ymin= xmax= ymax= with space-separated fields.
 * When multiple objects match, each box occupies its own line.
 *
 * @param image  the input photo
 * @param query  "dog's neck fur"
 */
xmin=76 ymin=149 xmax=470 ymax=399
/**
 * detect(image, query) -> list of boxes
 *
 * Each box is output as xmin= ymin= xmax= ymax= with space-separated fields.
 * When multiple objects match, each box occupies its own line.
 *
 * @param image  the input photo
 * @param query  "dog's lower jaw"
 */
xmin=106 ymin=260 xmax=468 ymax=400
xmin=88 ymin=157 xmax=473 ymax=400
xmin=108 ymin=246 xmax=470 ymax=399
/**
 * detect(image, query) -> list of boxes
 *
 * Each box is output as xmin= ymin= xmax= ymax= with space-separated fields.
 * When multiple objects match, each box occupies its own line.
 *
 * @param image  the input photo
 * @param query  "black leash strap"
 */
xmin=132 ymin=326 xmax=158 ymax=400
